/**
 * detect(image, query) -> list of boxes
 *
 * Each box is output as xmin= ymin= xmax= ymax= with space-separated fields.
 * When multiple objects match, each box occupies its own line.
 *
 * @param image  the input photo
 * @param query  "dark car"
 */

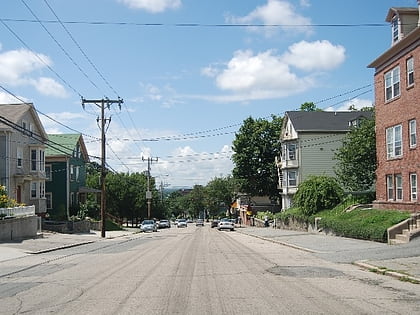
xmin=211 ymin=220 xmax=219 ymax=228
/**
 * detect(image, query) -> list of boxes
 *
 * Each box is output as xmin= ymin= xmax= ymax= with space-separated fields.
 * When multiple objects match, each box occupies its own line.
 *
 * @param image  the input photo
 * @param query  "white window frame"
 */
xmin=387 ymin=175 xmax=394 ymax=200
xmin=45 ymin=165 xmax=52 ymax=181
xmin=386 ymin=125 xmax=402 ymax=159
xmin=46 ymin=192 xmax=52 ymax=209
xmin=70 ymin=165 xmax=75 ymax=181
xmin=31 ymin=149 xmax=37 ymax=171
xmin=31 ymin=182 xmax=37 ymax=199
xmin=287 ymin=143 xmax=297 ymax=160
xmin=407 ymin=57 xmax=414 ymax=86
xmin=410 ymin=173 xmax=417 ymax=201
xmin=409 ymin=119 xmax=417 ymax=148
xmin=17 ymin=147 xmax=23 ymax=168
xmin=385 ymin=66 xmax=400 ymax=101
xmin=39 ymin=181 xmax=45 ymax=198
xmin=287 ymin=170 xmax=297 ymax=187
xmin=396 ymin=174 xmax=403 ymax=201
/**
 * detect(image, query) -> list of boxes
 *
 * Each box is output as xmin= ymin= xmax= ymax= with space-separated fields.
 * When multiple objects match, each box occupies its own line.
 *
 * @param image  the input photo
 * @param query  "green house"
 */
xmin=45 ymin=134 xmax=93 ymax=220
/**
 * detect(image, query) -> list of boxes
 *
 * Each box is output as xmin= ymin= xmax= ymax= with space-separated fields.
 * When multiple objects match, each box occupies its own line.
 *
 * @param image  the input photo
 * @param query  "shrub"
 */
xmin=293 ymin=175 xmax=344 ymax=216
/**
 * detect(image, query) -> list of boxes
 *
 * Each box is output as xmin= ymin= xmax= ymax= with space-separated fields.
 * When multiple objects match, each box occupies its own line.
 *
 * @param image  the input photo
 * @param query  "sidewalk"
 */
xmin=237 ymin=226 xmax=420 ymax=283
xmin=0 ymin=228 xmax=138 ymax=262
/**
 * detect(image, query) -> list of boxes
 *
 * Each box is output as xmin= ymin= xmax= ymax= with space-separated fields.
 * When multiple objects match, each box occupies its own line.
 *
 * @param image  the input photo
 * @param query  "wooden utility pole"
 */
xmin=142 ymin=156 xmax=158 ymax=219
xmin=82 ymin=98 xmax=123 ymax=237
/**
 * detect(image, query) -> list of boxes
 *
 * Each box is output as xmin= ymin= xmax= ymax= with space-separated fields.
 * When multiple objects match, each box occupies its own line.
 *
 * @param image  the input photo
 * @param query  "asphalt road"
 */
xmin=0 ymin=225 xmax=420 ymax=314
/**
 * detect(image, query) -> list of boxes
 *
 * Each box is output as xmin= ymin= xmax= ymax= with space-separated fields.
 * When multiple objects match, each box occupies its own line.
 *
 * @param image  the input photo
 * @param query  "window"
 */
xmin=392 ymin=17 xmax=399 ymax=43
xmin=410 ymin=173 xmax=417 ymax=201
xmin=387 ymin=175 xmax=394 ymax=200
xmin=396 ymin=174 xmax=403 ymax=200
xmin=17 ymin=147 xmax=23 ymax=168
xmin=46 ymin=193 xmax=52 ymax=209
xmin=31 ymin=182 xmax=37 ymax=198
xmin=288 ymin=170 xmax=297 ymax=186
xmin=407 ymin=57 xmax=414 ymax=86
xmin=31 ymin=149 xmax=37 ymax=171
xmin=70 ymin=165 xmax=75 ymax=181
xmin=409 ymin=119 xmax=417 ymax=148
xmin=287 ymin=143 xmax=296 ymax=160
xmin=385 ymin=66 xmax=400 ymax=101
xmin=45 ymin=165 xmax=52 ymax=181
xmin=39 ymin=150 xmax=45 ymax=172
xmin=39 ymin=181 xmax=45 ymax=198
xmin=386 ymin=125 xmax=402 ymax=158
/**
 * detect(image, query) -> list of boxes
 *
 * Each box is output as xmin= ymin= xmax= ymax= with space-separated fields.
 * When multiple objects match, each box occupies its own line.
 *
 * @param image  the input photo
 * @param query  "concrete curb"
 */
xmin=354 ymin=260 xmax=420 ymax=284
xmin=26 ymin=241 xmax=95 ymax=254
xmin=237 ymin=230 xmax=320 ymax=253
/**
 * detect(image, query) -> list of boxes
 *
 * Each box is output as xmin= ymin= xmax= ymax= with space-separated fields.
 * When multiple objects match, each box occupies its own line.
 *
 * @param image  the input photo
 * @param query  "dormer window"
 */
xmin=391 ymin=16 xmax=400 ymax=44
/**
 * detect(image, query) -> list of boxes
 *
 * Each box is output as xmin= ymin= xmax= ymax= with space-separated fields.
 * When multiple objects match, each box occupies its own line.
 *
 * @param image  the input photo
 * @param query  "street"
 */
xmin=1 ymin=225 xmax=420 ymax=314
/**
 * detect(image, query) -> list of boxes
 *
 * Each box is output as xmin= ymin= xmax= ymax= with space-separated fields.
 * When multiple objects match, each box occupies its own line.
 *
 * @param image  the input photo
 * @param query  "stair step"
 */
xmin=389 ymin=238 xmax=406 ymax=245
xmin=402 ymin=229 xmax=410 ymax=236
xmin=395 ymin=234 xmax=409 ymax=242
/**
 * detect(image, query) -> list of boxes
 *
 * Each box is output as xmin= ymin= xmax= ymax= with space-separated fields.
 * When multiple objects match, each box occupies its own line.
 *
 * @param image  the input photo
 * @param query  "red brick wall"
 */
xmin=374 ymin=44 xmax=420 ymax=212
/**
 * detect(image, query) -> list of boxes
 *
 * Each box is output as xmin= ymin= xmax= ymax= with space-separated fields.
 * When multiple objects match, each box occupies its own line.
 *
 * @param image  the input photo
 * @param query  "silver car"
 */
xmin=218 ymin=218 xmax=234 ymax=231
xmin=177 ymin=219 xmax=187 ymax=228
xmin=140 ymin=220 xmax=157 ymax=232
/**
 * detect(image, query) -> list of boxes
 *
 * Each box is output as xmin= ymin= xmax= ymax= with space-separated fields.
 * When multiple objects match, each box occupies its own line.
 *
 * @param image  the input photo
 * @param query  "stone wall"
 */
xmin=0 ymin=216 xmax=39 ymax=241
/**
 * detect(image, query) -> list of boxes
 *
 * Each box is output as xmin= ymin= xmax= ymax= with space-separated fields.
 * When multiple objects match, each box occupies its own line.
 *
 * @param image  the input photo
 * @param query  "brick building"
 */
xmin=368 ymin=4 xmax=420 ymax=212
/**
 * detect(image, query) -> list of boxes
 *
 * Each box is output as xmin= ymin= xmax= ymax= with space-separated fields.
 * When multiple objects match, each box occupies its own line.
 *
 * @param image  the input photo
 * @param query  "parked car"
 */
xmin=140 ymin=220 xmax=157 ymax=232
xmin=157 ymin=219 xmax=171 ymax=229
xmin=177 ymin=219 xmax=187 ymax=228
xmin=196 ymin=219 xmax=204 ymax=226
xmin=218 ymin=218 xmax=234 ymax=231
xmin=211 ymin=220 xmax=219 ymax=228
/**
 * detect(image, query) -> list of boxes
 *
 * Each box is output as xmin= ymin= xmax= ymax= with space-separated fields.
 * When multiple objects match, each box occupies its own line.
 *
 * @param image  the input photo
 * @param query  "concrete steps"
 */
xmin=389 ymin=214 xmax=420 ymax=245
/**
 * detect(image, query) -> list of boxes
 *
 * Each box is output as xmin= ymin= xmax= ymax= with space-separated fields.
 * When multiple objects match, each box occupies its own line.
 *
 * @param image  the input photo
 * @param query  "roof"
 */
xmin=285 ymin=111 xmax=373 ymax=132
xmin=0 ymin=103 xmax=47 ymax=139
xmin=46 ymin=133 xmax=90 ymax=162
xmin=386 ymin=7 xmax=419 ymax=22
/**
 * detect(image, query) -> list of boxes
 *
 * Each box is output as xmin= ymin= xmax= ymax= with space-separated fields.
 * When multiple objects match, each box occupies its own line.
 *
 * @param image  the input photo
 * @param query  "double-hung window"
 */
xmin=287 ymin=143 xmax=296 ymax=160
xmin=17 ymin=147 xmax=23 ymax=168
xmin=410 ymin=173 xmax=417 ymax=201
xmin=407 ymin=57 xmax=414 ymax=86
xmin=387 ymin=175 xmax=394 ymax=200
xmin=386 ymin=125 xmax=402 ymax=159
xmin=31 ymin=149 xmax=37 ymax=171
xmin=31 ymin=182 xmax=37 ymax=198
xmin=385 ymin=66 xmax=400 ymax=101
xmin=409 ymin=119 xmax=417 ymax=148
xmin=396 ymin=174 xmax=403 ymax=200
xmin=288 ymin=170 xmax=297 ymax=187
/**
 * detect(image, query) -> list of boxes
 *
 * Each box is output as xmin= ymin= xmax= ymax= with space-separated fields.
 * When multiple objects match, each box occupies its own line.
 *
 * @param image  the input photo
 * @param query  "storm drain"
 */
xmin=267 ymin=265 xmax=344 ymax=278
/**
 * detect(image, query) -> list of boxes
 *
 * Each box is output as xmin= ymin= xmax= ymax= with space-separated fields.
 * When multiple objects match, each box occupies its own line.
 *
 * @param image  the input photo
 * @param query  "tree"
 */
xmin=334 ymin=111 xmax=376 ymax=192
xmin=293 ymin=175 xmax=344 ymax=216
xmin=205 ymin=176 xmax=239 ymax=218
xmin=231 ymin=115 xmax=282 ymax=199
xmin=300 ymin=101 xmax=321 ymax=112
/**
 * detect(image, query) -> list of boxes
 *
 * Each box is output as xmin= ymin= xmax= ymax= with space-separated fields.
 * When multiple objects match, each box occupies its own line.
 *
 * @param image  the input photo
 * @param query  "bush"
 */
xmin=293 ymin=175 xmax=344 ymax=216
xmin=314 ymin=208 xmax=410 ymax=242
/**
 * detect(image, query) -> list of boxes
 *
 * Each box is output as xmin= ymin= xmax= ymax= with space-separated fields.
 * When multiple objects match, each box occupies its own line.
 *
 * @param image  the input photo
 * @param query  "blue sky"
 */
xmin=0 ymin=0 xmax=418 ymax=188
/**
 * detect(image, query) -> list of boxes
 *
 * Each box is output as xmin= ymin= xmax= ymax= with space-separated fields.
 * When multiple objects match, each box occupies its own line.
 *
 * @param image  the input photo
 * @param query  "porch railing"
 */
xmin=0 ymin=205 xmax=36 ymax=217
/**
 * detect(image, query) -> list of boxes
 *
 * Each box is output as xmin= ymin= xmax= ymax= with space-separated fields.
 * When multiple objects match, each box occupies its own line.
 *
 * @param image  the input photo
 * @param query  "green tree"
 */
xmin=300 ymin=101 xmax=321 ymax=111
xmin=294 ymin=175 xmax=344 ymax=216
xmin=334 ymin=111 xmax=376 ymax=191
xmin=231 ymin=115 xmax=282 ymax=199
xmin=205 ymin=176 xmax=238 ymax=218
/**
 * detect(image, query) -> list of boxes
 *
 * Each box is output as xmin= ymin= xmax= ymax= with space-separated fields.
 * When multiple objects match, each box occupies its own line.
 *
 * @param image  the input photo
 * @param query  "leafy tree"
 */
xmin=300 ymin=101 xmax=321 ymax=112
xmin=231 ymin=115 xmax=282 ymax=199
xmin=205 ymin=176 xmax=238 ymax=218
xmin=293 ymin=175 xmax=344 ymax=216
xmin=334 ymin=111 xmax=376 ymax=191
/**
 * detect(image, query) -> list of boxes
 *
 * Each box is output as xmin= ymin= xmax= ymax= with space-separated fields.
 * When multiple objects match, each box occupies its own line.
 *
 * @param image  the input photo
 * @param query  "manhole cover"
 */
xmin=267 ymin=266 xmax=344 ymax=278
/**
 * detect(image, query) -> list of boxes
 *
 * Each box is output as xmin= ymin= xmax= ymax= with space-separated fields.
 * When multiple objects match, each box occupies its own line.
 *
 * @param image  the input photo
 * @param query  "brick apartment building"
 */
xmin=368 ymin=4 xmax=420 ymax=212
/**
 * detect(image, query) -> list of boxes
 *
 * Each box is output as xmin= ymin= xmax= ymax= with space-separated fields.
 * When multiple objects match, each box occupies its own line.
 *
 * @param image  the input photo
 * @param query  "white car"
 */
xmin=177 ymin=219 xmax=187 ymax=228
xmin=218 ymin=218 xmax=234 ymax=231
xmin=140 ymin=220 xmax=157 ymax=232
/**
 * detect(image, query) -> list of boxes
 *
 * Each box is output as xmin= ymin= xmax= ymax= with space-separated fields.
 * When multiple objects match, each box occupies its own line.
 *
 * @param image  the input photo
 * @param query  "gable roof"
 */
xmin=285 ymin=111 xmax=373 ymax=132
xmin=46 ymin=134 xmax=90 ymax=162
xmin=0 ymin=103 xmax=47 ymax=139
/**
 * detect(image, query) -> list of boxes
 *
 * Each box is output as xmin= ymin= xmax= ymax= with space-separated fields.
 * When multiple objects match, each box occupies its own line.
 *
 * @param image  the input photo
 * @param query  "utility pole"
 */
xmin=82 ymin=97 xmax=123 ymax=238
xmin=142 ymin=156 xmax=158 ymax=219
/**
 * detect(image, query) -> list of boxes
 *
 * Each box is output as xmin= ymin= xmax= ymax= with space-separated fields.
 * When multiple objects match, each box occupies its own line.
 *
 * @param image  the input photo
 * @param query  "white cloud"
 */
xmin=118 ymin=0 xmax=181 ymax=13
xmin=200 ymin=39 xmax=346 ymax=102
xmin=0 ymin=47 xmax=67 ymax=98
xmin=0 ymin=91 xmax=29 ymax=104
xmin=325 ymin=98 xmax=373 ymax=112
xmin=202 ymin=49 xmax=314 ymax=100
xmin=33 ymin=77 xmax=68 ymax=98
xmin=227 ymin=0 xmax=312 ymax=36
xmin=282 ymin=40 xmax=346 ymax=71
